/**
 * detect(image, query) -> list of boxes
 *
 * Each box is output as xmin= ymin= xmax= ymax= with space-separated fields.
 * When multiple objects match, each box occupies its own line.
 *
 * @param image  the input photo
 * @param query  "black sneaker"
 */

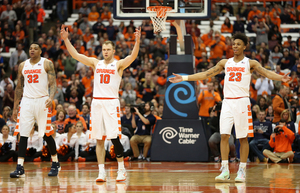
xmin=48 ymin=162 xmax=61 ymax=176
xmin=10 ymin=164 xmax=25 ymax=178
xmin=129 ymin=157 xmax=138 ymax=161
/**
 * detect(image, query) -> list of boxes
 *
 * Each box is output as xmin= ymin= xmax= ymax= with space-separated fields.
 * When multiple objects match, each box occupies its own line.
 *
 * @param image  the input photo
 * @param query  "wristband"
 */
xmin=182 ymin=76 xmax=188 ymax=81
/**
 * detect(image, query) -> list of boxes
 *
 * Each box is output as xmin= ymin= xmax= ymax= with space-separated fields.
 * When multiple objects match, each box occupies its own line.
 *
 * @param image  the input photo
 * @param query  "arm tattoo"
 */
xmin=256 ymin=66 xmax=268 ymax=77
xmin=206 ymin=64 xmax=222 ymax=77
xmin=13 ymin=64 xmax=25 ymax=110
xmin=47 ymin=60 xmax=57 ymax=100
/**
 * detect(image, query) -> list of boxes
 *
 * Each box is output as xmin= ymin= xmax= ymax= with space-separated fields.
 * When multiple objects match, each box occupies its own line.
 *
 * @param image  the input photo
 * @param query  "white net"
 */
xmin=147 ymin=6 xmax=172 ymax=33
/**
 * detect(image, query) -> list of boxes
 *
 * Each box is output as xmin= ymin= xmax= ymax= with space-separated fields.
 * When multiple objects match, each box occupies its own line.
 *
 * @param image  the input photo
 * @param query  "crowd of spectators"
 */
xmin=0 ymin=0 xmax=300 ymax=162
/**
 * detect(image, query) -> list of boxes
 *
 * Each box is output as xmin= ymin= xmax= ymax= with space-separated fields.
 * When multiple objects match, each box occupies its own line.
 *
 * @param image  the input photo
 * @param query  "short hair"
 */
xmin=232 ymin=33 xmax=248 ymax=46
xmin=64 ymin=123 xmax=74 ymax=133
xmin=1 ymin=125 xmax=10 ymax=132
xmin=103 ymin=41 xmax=115 ymax=50
xmin=82 ymin=102 xmax=90 ymax=110
xmin=30 ymin=42 xmax=42 ymax=50
xmin=279 ymin=118 xmax=286 ymax=124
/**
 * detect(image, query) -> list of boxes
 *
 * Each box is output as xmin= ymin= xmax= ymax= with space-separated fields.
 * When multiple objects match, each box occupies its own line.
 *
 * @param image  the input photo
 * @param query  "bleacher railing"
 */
xmin=212 ymin=0 xmax=297 ymax=7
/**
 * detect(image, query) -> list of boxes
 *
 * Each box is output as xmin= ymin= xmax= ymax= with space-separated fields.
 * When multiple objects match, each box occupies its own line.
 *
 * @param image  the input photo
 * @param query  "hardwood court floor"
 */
xmin=0 ymin=162 xmax=299 ymax=192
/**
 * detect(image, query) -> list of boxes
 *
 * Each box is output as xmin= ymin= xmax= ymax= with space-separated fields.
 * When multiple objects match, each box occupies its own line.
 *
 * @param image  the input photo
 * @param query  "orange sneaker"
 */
xmin=123 ymin=157 xmax=129 ymax=162
xmin=78 ymin=157 xmax=86 ymax=162
xmin=8 ymin=158 xmax=13 ymax=162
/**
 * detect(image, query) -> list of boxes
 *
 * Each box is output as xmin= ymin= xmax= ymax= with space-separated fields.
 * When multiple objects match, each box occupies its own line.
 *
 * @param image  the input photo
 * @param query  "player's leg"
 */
xmin=216 ymin=99 xmax=233 ymax=181
xmin=36 ymin=97 xmax=60 ymax=176
xmin=10 ymin=99 xmax=35 ymax=178
xmin=91 ymin=99 xmax=107 ymax=182
xmin=234 ymin=98 xmax=253 ymax=182
xmin=111 ymin=137 xmax=127 ymax=181
xmin=105 ymin=99 xmax=126 ymax=181
xmin=96 ymin=139 xmax=106 ymax=181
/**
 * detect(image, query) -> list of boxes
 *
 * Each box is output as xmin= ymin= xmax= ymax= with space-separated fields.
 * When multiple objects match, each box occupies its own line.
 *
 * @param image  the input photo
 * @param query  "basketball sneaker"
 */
xmin=116 ymin=169 xmax=127 ymax=182
xmin=235 ymin=168 xmax=246 ymax=182
xmin=96 ymin=171 xmax=106 ymax=182
xmin=10 ymin=164 xmax=25 ymax=178
xmin=215 ymin=166 xmax=230 ymax=182
xmin=48 ymin=162 xmax=61 ymax=176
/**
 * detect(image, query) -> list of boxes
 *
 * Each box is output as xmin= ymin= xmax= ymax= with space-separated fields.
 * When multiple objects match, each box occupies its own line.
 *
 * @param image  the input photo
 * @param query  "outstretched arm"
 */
xmin=251 ymin=60 xmax=290 ymax=82
xmin=12 ymin=62 xmax=25 ymax=121
xmin=45 ymin=59 xmax=57 ymax=108
xmin=118 ymin=27 xmax=141 ymax=71
xmin=60 ymin=24 xmax=97 ymax=69
xmin=169 ymin=59 xmax=226 ymax=83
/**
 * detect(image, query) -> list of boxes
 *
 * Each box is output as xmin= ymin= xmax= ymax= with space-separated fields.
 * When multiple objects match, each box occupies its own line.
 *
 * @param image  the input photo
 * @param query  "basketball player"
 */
xmin=60 ymin=24 xmax=141 ymax=182
xmin=170 ymin=33 xmax=290 ymax=182
xmin=10 ymin=43 xmax=60 ymax=178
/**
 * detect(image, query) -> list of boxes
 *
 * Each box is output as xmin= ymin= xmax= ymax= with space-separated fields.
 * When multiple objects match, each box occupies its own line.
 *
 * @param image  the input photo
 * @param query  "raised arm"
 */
xmin=60 ymin=24 xmax=97 ymax=69
xmin=251 ymin=60 xmax=290 ymax=82
xmin=12 ymin=62 xmax=25 ymax=121
xmin=117 ymin=27 xmax=141 ymax=71
xmin=169 ymin=59 xmax=226 ymax=83
xmin=45 ymin=59 xmax=57 ymax=108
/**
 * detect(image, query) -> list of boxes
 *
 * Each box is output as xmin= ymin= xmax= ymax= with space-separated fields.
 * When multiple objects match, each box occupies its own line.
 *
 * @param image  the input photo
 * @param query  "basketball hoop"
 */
xmin=147 ymin=6 xmax=172 ymax=33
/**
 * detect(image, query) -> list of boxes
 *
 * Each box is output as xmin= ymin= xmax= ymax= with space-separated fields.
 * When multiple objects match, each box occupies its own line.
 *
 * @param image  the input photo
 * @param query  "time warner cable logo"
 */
xmin=159 ymin=127 xmax=200 ymax=144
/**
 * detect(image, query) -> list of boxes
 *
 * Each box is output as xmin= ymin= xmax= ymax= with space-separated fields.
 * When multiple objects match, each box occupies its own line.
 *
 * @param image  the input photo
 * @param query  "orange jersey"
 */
xmin=248 ymin=10 xmax=261 ymax=21
xmin=198 ymin=90 xmax=221 ymax=117
xmin=88 ymin=12 xmax=99 ymax=22
xmin=221 ymin=24 xmax=233 ymax=33
xmin=209 ymin=40 xmax=226 ymax=59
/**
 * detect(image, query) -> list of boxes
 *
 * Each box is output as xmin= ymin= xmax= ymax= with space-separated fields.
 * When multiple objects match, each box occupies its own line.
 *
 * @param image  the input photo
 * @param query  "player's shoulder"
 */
xmin=217 ymin=59 xmax=229 ymax=66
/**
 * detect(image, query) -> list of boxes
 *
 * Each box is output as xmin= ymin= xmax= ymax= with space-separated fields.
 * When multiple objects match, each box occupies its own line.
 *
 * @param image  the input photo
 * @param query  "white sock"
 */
xmin=221 ymin=160 xmax=229 ymax=170
xmin=239 ymin=162 xmax=247 ymax=170
xmin=118 ymin=161 xmax=125 ymax=170
xmin=52 ymin=155 xmax=58 ymax=162
xmin=18 ymin=158 xmax=24 ymax=166
xmin=99 ymin=164 xmax=105 ymax=172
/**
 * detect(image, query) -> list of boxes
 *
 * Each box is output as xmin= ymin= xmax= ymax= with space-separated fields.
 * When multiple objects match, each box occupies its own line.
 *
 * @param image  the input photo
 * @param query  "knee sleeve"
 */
xmin=43 ymin=135 xmax=57 ymax=155
xmin=111 ymin=137 xmax=124 ymax=158
xmin=18 ymin=136 xmax=28 ymax=158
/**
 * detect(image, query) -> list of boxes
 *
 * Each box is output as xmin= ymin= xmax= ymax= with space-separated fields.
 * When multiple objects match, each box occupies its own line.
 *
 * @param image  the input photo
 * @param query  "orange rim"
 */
xmin=147 ymin=6 xmax=172 ymax=18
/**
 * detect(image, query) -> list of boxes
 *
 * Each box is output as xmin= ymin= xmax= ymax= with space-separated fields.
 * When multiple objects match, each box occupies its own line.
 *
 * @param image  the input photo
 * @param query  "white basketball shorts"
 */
xmin=90 ymin=99 xmax=121 ymax=140
xmin=220 ymin=97 xmax=254 ymax=139
xmin=19 ymin=97 xmax=53 ymax=138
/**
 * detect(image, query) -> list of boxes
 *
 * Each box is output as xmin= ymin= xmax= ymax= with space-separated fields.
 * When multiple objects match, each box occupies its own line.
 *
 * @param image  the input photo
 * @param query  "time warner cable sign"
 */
xmin=159 ymin=126 xmax=200 ymax=144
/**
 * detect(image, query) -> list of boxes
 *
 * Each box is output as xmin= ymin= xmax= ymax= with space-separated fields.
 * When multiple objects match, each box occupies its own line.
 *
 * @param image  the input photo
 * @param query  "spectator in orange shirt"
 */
xmin=263 ymin=119 xmax=294 ymax=163
xmin=209 ymin=34 xmax=226 ymax=60
xmin=88 ymin=5 xmax=99 ymax=22
xmin=271 ymin=4 xmax=282 ymax=16
xmin=201 ymin=29 xmax=214 ymax=46
xmin=36 ymin=3 xmax=46 ymax=34
xmin=262 ymin=6 xmax=272 ymax=18
xmin=194 ymin=36 xmax=206 ymax=59
xmin=270 ymin=11 xmax=281 ymax=29
xmin=248 ymin=6 xmax=261 ymax=21
xmin=81 ymin=69 xmax=94 ymax=89
xmin=12 ymin=24 xmax=25 ymax=43
xmin=83 ymin=27 xmax=94 ymax=43
xmin=64 ymin=105 xmax=87 ymax=132
xmin=198 ymin=82 xmax=221 ymax=121
xmin=101 ymin=6 xmax=111 ymax=21
xmin=221 ymin=17 xmax=233 ymax=33
xmin=225 ymin=36 xmax=234 ymax=58
xmin=124 ymin=27 xmax=135 ymax=42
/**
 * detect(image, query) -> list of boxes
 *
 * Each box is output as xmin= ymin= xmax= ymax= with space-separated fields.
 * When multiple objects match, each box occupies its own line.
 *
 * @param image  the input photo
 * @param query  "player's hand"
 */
xmin=169 ymin=73 xmax=183 ymax=83
xmin=282 ymin=72 xmax=291 ymax=83
xmin=45 ymin=98 xmax=52 ymax=108
xmin=60 ymin=24 xmax=69 ymax=41
xmin=12 ymin=108 xmax=18 ymax=122
xmin=134 ymin=27 xmax=141 ymax=42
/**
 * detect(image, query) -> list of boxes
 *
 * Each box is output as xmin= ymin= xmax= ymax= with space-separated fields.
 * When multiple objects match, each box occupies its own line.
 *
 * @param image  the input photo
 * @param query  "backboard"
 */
xmin=113 ymin=0 xmax=210 ymax=20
